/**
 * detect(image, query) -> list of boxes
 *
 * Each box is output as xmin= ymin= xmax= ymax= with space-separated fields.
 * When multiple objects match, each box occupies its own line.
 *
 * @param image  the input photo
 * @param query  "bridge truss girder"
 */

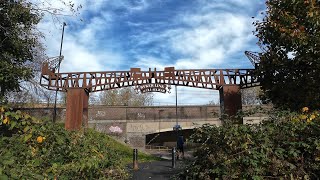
xmin=40 ymin=66 xmax=259 ymax=92
xmin=40 ymin=65 xmax=259 ymax=130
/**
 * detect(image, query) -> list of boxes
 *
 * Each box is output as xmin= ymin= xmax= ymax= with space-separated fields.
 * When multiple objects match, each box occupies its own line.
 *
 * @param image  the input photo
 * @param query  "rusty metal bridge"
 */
xmin=41 ymin=66 xmax=259 ymax=92
xmin=40 ymin=52 xmax=260 ymax=130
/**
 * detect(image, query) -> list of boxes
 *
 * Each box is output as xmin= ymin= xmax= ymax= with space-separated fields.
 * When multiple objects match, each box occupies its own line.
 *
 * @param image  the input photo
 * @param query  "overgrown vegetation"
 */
xmin=182 ymin=108 xmax=320 ymax=179
xmin=0 ymin=107 xmax=157 ymax=179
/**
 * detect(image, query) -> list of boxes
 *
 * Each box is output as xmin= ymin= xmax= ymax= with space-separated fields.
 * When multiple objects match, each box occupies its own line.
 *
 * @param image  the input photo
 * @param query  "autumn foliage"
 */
xmin=254 ymin=0 xmax=320 ymax=111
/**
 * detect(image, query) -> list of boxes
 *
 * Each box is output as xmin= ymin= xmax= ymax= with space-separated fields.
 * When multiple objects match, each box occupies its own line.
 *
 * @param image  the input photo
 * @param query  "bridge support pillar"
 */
xmin=65 ymin=89 xmax=89 ymax=130
xmin=219 ymin=85 xmax=242 ymax=123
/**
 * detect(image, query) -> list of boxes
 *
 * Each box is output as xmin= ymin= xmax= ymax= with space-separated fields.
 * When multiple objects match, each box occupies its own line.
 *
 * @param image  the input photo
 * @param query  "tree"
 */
xmin=254 ymin=0 xmax=320 ymax=111
xmin=0 ymin=0 xmax=81 ymax=104
xmin=0 ymin=0 xmax=41 ymax=102
xmin=98 ymin=87 xmax=154 ymax=106
xmin=6 ymin=80 xmax=56 ymax=107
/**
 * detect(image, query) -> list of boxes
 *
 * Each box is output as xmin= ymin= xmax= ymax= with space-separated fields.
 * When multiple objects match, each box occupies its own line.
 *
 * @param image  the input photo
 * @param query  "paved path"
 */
xmin=129 ymin=160 xmax=185 ymax=180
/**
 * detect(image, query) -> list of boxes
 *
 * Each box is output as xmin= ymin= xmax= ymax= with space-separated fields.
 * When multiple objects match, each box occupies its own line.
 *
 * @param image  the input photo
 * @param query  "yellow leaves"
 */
xmin=306 ymin=113 xmax=317 ymax=123
xmin=0 ymin=107 xmax=4 ymax=113
xmin=3 ymin=116 xmax=9 ymax=124
xmin=302 ymin=107 xmax=309 ymax=113
xmin=37 ymin=136 xmax=45 ymax=143
xmin=309 ymin=114 xmax=316 ymax=120
xmin=291 ymin=107 xmax=319 ymax=123
xmin=299 ymin=114 xmax=307 ymax=120
xmin=307 ymin=11 xmax=314 ymax=17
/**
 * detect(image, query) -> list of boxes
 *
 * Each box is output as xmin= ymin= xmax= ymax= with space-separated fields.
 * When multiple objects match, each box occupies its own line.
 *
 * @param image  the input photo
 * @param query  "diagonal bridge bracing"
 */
xmin=40 ymin=66 xmax=259 ymax=92
xmin=40 ymin=60 xmax=260 ymax=130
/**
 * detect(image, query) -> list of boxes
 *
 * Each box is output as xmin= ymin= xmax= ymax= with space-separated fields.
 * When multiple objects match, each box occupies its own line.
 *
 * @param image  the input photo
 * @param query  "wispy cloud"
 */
xmin=128 ymin=1 xmax=263 ymax=70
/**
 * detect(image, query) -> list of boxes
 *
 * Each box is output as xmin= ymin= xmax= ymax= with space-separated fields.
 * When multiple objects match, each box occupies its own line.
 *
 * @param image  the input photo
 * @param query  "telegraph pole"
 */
xmin=53 ymin=22 xmax=67 ymax=123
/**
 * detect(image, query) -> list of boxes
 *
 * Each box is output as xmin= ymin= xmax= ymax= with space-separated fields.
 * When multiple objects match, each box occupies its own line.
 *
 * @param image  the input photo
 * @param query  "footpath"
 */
xmin=129 ymin=151 xmax=191 ymax=180
xmin=129 ymin=160 xmax=185 ymax=180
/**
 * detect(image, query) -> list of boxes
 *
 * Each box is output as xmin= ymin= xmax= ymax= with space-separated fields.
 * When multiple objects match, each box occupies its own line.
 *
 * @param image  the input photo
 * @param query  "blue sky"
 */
xmin=38 ymin=0 xmax=266 ymax=105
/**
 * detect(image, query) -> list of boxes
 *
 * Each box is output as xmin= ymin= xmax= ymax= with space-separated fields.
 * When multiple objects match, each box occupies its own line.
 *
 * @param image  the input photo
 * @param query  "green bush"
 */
xmin=0 ymin=107 xmax=155 ymax=179
xmin=182 ymin=108 xmax=320 ymax=179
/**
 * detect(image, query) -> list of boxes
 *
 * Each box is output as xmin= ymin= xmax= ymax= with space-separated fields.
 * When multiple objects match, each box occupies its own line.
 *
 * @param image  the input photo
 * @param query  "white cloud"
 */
xmin=36 ymin=0 xmax=128 ymax=73
xmin=132 ymin=12 xmax=255 ymax=69
xmin=75 ymin=13 xmax=113 ymax=46
xmin=133 ymin=56 xmax=173 ymax=70
xmin=60 ymin=44 xmax=100 ymax=72
xmin=172 ymin=13 xmax=254 ymax=66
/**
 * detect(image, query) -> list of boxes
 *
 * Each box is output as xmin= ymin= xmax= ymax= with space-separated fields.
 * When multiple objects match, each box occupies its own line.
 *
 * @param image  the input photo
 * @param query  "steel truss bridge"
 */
xmin=41 ymin=67 xmax=259 ymax=92
xmin=40 ymin=52 xmax=260 ymax=130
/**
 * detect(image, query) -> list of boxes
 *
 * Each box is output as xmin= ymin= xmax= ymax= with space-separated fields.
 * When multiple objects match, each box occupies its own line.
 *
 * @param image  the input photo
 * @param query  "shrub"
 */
xmin=182 ymin=108 xmax=320 ymax=179
xmin=0 ymin=107 xmax=134 ymax=179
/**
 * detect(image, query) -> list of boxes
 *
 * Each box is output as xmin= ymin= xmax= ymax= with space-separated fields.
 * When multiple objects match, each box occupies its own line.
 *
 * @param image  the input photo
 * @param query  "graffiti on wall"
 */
xmin=95 ymin=124 xmax=106 ymax=133
xmin=127 ymin=123 xmax=155 ymax=133
xmin=109 ymin=126 xmax=123 ymax=133
xmin=95 ymin=111 xmax=106 ymax=117
xmin=137 ymin=112 xmax=145 ymax=119
xmin=94 ymin=124 xmax=125 ymax=135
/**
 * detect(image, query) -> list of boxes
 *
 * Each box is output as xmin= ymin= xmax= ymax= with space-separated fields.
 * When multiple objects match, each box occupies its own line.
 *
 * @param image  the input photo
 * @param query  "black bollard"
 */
xmin=172 ymin=147 xmax=176 ymax=168
xmin=133 ymin=149 xmax=139 ymax=170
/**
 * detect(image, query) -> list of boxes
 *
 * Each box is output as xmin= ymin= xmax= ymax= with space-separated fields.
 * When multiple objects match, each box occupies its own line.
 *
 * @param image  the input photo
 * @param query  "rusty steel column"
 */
xmin=219 ymin=85 xmax=242 ymax=123
xmin=65 ymin=89 xmax=89 ymax=130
